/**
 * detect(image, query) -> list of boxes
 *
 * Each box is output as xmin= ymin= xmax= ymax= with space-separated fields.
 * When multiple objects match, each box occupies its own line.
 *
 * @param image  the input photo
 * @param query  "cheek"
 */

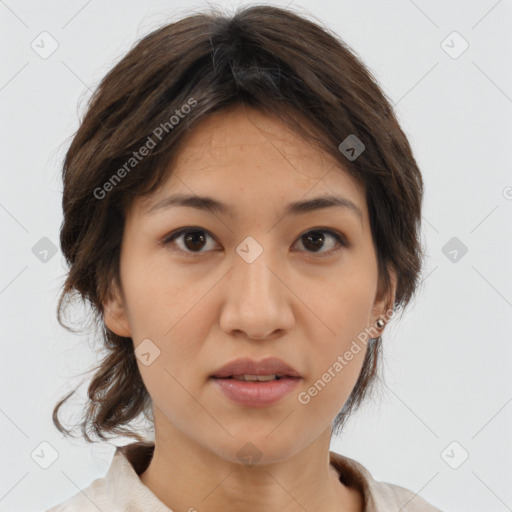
xmin=298 ymin=332 xmax=368 ymax=427
xmin=290 ymin=338 xmax=368 ymax=438
xmin=133 ymin=314 xmax=208 ymax=406
xmin=132 ymin=295 xmax=214 ymax=388
xmin=300 ymin=266 xmax=375 ymax=408
xmin=307 ymin=265 xmax=376 ymax=347
xmin=137 ymin=355 xmax=211 ymax=440
xmin=120 ymin=252 xmax=198 ymax=339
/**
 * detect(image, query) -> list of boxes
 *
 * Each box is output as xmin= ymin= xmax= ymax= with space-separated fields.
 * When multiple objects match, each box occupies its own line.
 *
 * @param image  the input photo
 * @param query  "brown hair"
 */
xmin=53 ymin=4 xmax=424 ymax=443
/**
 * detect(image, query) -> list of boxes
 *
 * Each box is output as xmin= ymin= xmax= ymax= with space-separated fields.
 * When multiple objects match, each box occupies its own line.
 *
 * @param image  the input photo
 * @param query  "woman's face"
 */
xmin=104 ymin=105 xmax=394 ymax=464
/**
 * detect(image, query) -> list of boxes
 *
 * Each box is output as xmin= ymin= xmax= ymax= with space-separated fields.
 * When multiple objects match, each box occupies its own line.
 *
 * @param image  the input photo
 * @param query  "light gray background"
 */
xmin=1 ymin=1 xmax=511 ymax=511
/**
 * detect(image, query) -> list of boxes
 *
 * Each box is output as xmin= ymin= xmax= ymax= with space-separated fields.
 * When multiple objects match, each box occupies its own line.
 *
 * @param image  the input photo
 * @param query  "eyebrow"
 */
xmin=145 ymin=193 xmax=363 ymax=221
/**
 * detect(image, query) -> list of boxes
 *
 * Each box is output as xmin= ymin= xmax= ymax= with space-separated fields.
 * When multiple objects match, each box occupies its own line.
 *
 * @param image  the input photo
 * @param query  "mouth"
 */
xmin=211 ymin=374 xmax=298 ymax=382
xmin=209 ymin=357 xmax=302 ymax=406
xmin=210 ymin=375 xmax=301 ymax=407
xmin=210 ymin=356 xmax=302 ymax=380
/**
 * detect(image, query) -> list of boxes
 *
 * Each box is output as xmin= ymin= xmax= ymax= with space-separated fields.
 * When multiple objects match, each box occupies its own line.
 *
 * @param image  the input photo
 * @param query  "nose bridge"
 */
xmin=220 ymin=236 xmax=291 ymax=338
xmin=234 ymin=240 xmax=280 ymax=305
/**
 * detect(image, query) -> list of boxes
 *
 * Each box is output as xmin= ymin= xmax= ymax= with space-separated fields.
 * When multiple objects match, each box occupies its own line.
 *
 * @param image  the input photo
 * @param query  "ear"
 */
xmin=371 ymin=266 xmax=397 ymax=331
xmin=102 ymin=279 xmax=132 ymax=338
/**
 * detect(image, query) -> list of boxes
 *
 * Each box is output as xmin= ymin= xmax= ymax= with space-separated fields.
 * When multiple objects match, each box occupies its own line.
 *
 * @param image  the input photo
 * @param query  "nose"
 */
xmin=219 ymin=248 xmax=294 ymax=340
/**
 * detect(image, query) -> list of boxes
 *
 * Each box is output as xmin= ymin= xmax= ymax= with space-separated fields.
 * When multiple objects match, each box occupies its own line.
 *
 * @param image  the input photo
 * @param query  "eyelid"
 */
xmin=160 ymin=226 xmax=349 ymax=257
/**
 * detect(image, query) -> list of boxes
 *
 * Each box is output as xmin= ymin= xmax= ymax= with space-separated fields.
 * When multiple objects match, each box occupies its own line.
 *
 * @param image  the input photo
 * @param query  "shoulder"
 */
xmin=44 ymin=476 xmax=110 ymax=511
xmin=369 ymin=479 xmax=444 ymax=511
xmin=44 ymin=442 xmax=158 ymax=512
xmin=329 ymin=451 xmax=444 ymax=512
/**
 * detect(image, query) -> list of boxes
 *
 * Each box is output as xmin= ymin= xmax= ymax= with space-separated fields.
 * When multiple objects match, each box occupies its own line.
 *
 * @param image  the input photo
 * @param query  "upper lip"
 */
xmin=211 ymin=357 xmax=302 ymax=378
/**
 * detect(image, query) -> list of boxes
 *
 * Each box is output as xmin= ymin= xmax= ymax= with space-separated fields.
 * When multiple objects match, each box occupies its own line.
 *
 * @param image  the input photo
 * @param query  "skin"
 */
xmin=103 ymin=105 xmax=396 ymax=512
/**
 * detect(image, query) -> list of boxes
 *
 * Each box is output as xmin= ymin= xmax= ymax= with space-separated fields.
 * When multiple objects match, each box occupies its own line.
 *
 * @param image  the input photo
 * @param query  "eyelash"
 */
xmin=159 ymin=227 xmax=348 ymax=259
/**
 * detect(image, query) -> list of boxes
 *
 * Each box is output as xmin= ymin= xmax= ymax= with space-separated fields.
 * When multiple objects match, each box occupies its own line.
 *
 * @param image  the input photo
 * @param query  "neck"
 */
xmin=139 ymin=410 xmax=362 ymax=512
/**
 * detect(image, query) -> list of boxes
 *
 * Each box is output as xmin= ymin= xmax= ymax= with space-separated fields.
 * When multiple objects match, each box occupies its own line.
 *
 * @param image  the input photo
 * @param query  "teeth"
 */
xmin=232 ymin=374 xmax=280 ymax=381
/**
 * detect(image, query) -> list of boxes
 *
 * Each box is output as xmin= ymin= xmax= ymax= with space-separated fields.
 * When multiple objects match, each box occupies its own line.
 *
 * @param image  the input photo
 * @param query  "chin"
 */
xmin=207 ymin=432 xmax=303 ymax=467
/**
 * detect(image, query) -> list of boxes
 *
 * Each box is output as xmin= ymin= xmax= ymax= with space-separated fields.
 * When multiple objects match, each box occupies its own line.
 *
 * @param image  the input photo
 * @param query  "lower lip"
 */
xmin=211 ymin=377 xmax=301 ymax=407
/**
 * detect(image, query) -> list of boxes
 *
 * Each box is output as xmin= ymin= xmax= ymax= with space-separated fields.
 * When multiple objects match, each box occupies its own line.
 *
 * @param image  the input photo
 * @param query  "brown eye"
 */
xmin=302 ymin=231 xmax=329 ymax=252
xmin=295 ymin=229 xmax=347 ymax=257
xmin=181 ymin=231 xmax=208 ymax=251
xmin=161 ymin=227 xmax=347 ymax=258
xmin=162 ymin=228 xmax=217 ymax=254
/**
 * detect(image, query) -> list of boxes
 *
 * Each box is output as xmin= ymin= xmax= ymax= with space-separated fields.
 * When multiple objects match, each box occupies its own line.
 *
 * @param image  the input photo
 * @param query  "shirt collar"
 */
xmin=104 ymin=442 xmax=172 ymax=511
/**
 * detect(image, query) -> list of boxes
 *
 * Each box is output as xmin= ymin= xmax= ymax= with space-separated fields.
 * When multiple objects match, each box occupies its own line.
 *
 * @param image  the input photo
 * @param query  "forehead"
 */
xmin=138 ymin=106 xmax=366 ymax=222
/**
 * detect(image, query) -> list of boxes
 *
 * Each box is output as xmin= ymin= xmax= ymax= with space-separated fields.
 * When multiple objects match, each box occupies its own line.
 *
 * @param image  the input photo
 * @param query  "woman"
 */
xmin=47 ymin=4 xmax=443 ymax=511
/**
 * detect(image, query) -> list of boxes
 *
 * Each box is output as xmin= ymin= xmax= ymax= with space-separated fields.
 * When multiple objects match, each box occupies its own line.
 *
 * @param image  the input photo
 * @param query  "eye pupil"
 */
xmin=184 ymin=231 xmax=206 ymax=251
xmin=303 ymin=231 xmax=325 ymax=252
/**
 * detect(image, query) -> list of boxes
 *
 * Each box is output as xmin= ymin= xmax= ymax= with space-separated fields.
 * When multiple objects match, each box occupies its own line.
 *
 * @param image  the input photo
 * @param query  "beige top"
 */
xmin=46 ymin=441 xmax=444 ymax=511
